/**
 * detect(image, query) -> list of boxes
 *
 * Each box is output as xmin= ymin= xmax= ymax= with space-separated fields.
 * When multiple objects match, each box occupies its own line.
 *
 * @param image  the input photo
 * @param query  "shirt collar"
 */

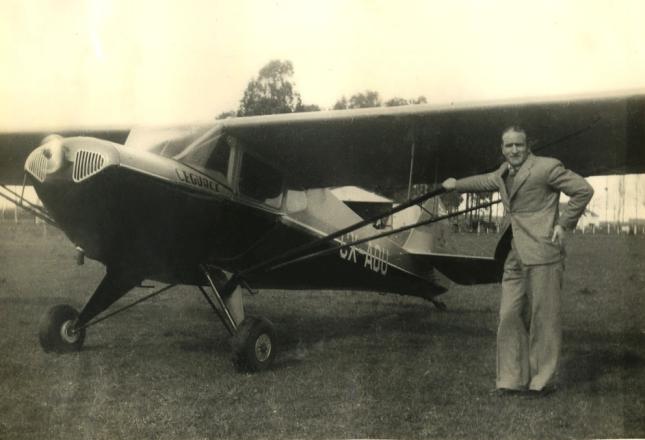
xmin=507 ymin=163 xmax=519 ymax=176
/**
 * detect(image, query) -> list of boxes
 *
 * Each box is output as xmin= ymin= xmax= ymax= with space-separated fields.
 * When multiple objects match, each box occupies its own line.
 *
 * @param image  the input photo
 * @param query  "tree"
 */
xmin=385 ymin=96 xmax=428 ymax=107
xmin=410 ymin=96 xmax=427 ymax=105
xmin=440 ymin=191 xmax=463 ymax=214
xmin=348 ymin=90 xmax=381 ymax=108
xmin=384 ymin=97 xmax=409 ymax=107
xmin=333 ymin=96 xmax=348 ymax=110
xmin=216 ymin=110 xmax=237 ymax=120
xmin=238 ymin=60 xmax=303 ymax=116
xmin=295 ymin=103 xmax=321 ymax=112
xmin=473 ymin=191 xmax=494 ymax=224
xmin=333 ymin=91 xmax=382 ymax=110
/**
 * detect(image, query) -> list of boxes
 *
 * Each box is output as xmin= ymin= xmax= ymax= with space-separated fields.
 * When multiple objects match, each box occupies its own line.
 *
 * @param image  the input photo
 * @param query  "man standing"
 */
xmin=442 ymin=126 xmax=593 ymax=396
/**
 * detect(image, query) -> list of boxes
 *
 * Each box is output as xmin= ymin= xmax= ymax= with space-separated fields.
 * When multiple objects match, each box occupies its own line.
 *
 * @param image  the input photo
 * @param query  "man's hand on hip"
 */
xmin=551 ymin=224 xmax=566 ymax=246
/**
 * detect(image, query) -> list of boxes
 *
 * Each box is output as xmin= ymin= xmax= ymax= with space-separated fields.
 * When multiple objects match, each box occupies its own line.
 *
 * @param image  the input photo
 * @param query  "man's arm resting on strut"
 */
xmin=442 ymin=172 xmax=499 ymax=193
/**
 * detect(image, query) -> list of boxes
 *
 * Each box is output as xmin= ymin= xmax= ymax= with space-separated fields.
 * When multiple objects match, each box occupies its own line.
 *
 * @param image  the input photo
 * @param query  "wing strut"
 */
xmin=267 ymin=198 xmax=502 ymax=273
xmin=532 ymin=116 xmax=602 ymax=154
xmin=236 ymin=186 xmax=448 ymax=279
xmin=75 ymin=283 xmax=176 ymax=331
xmin=215 ymin=196 xmax=500 ymax=312
xmin=198 ymin=264 xmax=239 ymax=336
xmin=0 ymin=183 xmax=57 ymax=226
xmin=406 ymin=140 xmax=415 ymax=200
xmin=229 ymin=191 xmax=500 ymax=295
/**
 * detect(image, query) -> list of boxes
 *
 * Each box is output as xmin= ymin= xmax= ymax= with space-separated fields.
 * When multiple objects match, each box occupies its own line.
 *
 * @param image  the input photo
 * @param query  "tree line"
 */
xmin=217 ymin=60 xmax=427 ymax=119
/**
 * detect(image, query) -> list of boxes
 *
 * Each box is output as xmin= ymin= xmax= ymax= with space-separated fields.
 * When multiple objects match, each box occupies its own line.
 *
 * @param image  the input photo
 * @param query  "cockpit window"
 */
xmin=206 ymin=138 xmax=230 ymax=177
xmin=239 ymin=152 xmax=284 ymax=208
xmin=178 ymin=133 xmax=231 ymax=182
xmin=124 ymin=126 xmax=210 ymax=157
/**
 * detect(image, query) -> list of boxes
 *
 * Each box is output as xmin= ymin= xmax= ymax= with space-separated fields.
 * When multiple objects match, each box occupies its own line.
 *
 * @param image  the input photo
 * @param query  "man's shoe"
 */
xmin=526 ymin=385 xmax=558 ymax=398
xmin=490 ymin=388 xmax=524 ymax=397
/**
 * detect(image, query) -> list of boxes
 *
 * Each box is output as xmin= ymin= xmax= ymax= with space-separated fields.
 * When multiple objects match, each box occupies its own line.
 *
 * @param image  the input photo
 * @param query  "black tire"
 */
xmin=231 ymin=317 xmax=276 ymax=372
xmin=38 ymin=305 xmax=86 ymax=353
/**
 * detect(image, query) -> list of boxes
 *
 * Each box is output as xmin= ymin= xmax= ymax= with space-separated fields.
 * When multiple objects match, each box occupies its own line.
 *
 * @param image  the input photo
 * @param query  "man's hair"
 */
xmin=501 ymin=125 xmax=526 ymax=138
xmin=501 ymin=125 xmax=530 ymax=146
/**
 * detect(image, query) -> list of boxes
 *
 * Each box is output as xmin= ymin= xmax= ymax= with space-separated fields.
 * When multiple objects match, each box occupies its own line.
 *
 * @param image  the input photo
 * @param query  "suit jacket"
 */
xmin=455 ymin=154 xmax=594 ymax=265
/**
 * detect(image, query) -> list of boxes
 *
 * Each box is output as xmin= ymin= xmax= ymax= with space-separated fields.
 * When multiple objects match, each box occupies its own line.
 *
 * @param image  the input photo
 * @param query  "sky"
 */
xmin=1 ymin=0 xmax=645 ymax=220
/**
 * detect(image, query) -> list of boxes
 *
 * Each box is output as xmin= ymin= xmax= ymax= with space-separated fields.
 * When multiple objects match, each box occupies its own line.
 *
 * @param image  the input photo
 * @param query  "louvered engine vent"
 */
xmin=26 ymin=152 xmax=48 ymax=182
xmin=72 ymin=150 xmax=107 ymax=182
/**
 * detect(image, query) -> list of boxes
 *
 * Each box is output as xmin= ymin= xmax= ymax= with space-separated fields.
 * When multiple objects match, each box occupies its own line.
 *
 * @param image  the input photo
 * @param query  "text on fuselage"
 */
xmin=175 ymin=168 xmax=221 ymax=193
xmin=339 ymin=233 xmax=389 ymax=275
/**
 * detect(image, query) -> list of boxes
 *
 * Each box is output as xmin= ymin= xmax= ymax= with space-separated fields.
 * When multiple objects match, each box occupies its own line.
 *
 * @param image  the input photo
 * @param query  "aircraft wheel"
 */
xmin=231 ymin=317 xmax=276 ymax=372
xmin=38 ymin=305 xmax=86 ymax=353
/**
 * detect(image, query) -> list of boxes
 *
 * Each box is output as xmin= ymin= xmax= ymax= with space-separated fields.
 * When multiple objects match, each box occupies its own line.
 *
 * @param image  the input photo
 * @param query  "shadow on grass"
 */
xmin=562 ymin=330 xmax=645 ymax=390
xmin=563 ymin=349 xmax=644 ymax=384
xmin=178 ymin=338 xmax=230 ymax=354
xmin=161 ymin=307 xmax=498 ymax=372
xmin=274 ymin=310 xmax=493 ymax=346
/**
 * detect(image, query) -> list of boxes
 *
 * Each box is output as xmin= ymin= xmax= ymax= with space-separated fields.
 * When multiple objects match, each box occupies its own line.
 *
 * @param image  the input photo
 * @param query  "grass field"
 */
xmin=0 ymin=223 xmax=643 ymax=439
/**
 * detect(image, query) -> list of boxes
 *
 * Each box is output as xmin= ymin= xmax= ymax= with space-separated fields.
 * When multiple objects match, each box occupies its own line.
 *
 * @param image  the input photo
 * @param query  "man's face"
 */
xmin=501 ymin=130 xmax=530 ymax=169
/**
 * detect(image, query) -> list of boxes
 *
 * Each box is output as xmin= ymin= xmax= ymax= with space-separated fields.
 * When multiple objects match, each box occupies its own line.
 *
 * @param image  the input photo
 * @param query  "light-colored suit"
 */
xmin=455 ymin=154 xmax=593 ymax=390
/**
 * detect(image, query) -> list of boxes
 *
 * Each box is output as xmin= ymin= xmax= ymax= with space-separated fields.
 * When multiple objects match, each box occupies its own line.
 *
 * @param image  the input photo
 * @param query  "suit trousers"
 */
xmin=496 ymin=246 xmax=564 ymax=391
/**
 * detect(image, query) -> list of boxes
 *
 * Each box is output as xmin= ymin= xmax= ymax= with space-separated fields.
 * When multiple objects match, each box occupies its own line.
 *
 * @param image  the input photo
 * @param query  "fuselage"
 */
xmin=24 ymin=128 xmax=448 ymax=299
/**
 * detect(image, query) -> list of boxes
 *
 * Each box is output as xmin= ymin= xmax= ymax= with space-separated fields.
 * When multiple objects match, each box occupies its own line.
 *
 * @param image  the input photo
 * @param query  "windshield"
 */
xmin=176 ymin=128 xmax=231 ymax=181
xmin=124 ymin=125 xmax=210 ymax=158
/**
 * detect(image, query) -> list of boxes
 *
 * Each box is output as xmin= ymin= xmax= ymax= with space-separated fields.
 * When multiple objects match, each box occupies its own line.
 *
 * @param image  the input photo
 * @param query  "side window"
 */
xmin=180 ymin=134 xmax=231 ymax=182
xmin=206 ymin=137 xmax=230 ymax=178
xmin=239 ymin=153 xmax=284 ymax=208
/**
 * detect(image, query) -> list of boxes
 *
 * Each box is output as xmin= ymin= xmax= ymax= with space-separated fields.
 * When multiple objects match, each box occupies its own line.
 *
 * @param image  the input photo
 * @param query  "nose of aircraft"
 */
xmin=24 ymin=136 xmax=120 ymax=185
xmin=24 ymin=136 xmax=66 ymax=182
xmin=23 ymin=136 xmax=123 ymax=263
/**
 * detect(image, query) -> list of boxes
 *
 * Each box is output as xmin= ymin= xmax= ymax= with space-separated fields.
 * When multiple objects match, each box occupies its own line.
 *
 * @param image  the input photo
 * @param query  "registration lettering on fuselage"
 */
xmin=175 ymin=168 xmax=221 ymax=193
xmin=339 ymin=232 xmax=389 ymax=275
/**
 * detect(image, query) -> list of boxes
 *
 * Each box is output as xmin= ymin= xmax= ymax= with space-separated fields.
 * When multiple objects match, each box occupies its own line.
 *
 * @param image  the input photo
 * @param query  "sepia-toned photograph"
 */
xmin=1 ymin=1 xmax=644 ymax=438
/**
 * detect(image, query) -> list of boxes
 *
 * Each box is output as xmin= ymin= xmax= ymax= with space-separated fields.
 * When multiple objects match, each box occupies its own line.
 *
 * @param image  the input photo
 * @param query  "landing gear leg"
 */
xmin=38 ymin=267 xmax=141 ymax=353
xmin=224 ymin=287 xmax=245 ymax=326
xmin=198 ymin=265 xmax=276 ymax=372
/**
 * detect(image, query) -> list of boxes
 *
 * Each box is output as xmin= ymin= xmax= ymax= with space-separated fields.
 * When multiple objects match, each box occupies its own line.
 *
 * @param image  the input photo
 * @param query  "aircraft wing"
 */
xmin=220 ymin=89 xmax=645 ymax=194
xmin=1 ymin=90 xmax=643 ymax=191
xmin=0 ymin=129 xmax=130 ymax=185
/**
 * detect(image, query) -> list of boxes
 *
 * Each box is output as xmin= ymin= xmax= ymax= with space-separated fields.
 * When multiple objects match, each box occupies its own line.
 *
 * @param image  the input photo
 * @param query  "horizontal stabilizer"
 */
xmin=411 ymin=252 xmax=503 ymax=285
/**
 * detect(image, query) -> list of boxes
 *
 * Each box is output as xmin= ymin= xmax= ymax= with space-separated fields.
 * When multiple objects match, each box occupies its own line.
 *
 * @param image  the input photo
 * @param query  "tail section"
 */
xmin=409 ymin=252 xmax=503 ymax=285
xmin=398 ymin=197 xmax=503 ymax=285
xmin=397 ymin=197 xmax=453 ymax=254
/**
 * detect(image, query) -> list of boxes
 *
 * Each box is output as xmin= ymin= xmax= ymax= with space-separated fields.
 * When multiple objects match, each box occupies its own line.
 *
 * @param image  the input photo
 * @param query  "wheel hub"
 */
xmin=60 ymin=320 xmax=80 ymax=344
xmin=255 ymin=333 xmax=272 ymax=362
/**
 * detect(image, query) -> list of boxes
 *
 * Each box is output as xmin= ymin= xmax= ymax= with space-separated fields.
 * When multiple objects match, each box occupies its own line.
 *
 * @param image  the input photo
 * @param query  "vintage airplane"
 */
xmin=1 ymin=89 xmax=644 ymax=372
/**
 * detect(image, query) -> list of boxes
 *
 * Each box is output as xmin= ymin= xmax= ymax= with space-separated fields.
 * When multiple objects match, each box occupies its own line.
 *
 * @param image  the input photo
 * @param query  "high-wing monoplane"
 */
xmin=1 ymin=90 xmax=643 ymax=371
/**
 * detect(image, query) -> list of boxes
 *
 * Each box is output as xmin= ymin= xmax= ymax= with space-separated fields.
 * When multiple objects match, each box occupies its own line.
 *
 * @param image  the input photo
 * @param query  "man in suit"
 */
xmin=442 ymin=126 xmax=593 ymax=396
